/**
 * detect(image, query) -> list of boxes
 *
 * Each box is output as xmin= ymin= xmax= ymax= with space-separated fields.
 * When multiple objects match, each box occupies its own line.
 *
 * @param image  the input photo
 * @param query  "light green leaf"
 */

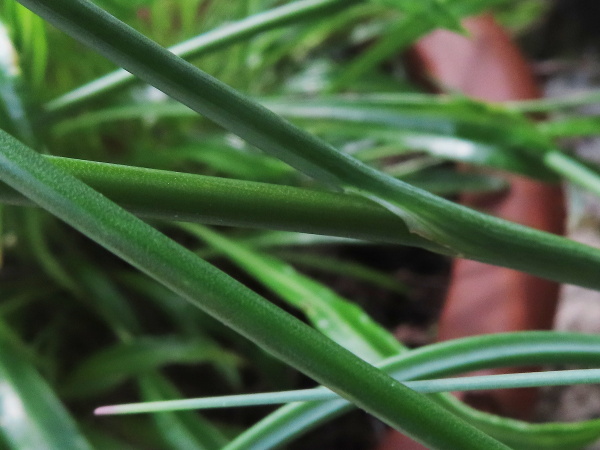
xmin=183 ymin=223 xmax=403 ymax=363
xmin=228 ymin=331 xmax=600 ymax=450
xmin=62 ymin=336 xmax=240 ymax=398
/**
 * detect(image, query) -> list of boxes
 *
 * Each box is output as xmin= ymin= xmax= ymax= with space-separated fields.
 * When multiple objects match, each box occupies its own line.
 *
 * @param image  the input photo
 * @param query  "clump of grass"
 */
xmin=1 ymin=1 xmax=600 ymax=449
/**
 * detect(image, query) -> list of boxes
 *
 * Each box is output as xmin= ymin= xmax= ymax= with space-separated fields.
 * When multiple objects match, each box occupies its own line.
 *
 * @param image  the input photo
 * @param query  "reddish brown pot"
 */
xmin=377 ymin=14 xmax=565 ymax=450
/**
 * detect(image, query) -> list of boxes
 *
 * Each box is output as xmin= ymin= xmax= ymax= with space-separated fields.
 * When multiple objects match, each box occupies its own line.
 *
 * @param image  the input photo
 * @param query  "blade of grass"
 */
xmin=0 ymin=17 xmax=37 ymax=147
xmin=182 ymin=223 xmax=403 ymax=363
xmin=43 ymin=0 xmax=358 ymax=115
xmin=50 ymin=92 xmax=600 ymax=198
xmin=64 ymin=251 xmax=231 ymax=448
xmin=544 ymin=150 xmax=600 ymax=197
xmin=61 ymin=336 xmax=241 ymax=399
xmin=0 ymin=155 xmax=440 ymax=250
xmin=0 ymin=127 xmax=506 ymax=449
xmin=50 ymin=97 xmax=554 ymax=179
xmin=538 ymin=116 xmax=600 ymax=138
xmin=95 ymin=368 xmax=600 ymax=414
xmin=22 ymin=209 xmax=82 ymax=295
xmin=506 ymin=89 xmax=600 ymax=113
xmin=194 ymin=219 xmax=600 ymax=450
xmin=190 ymin=223 xmax=591 ymax=449
xmin=0 ymin=0 xmax=48 ymax=92
xmin=73 ymin=260 xmax=141 ymax=340
xmin=273 ymin=250 xmax=408 ymax=295
xmin=19 ymin=0 xmax=600 ymax=291
xmin=227 ymin=331 xmax=600 ymax=450
xmin=50 ymin=100 xmax=553 ymax=180
xmin=328 ymin=0 xmax=506 ymax=91
xmin=401 ymin=168 xmax=508 ymax=196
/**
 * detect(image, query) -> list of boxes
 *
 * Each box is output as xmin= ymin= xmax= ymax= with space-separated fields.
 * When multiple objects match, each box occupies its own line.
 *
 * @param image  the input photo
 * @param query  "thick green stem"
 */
xmin=0 ymin=155 xmax=440 ymax=250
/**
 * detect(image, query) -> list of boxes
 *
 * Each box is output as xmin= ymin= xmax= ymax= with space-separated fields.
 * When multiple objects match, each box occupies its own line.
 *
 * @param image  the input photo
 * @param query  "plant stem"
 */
xmin=0 ymin=155 xmax=440 ymax=250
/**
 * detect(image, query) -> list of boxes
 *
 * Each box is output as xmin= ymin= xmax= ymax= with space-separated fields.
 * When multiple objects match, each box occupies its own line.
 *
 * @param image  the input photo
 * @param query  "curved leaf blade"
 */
xmin=61 ymin=336 xmax=240 ymax=398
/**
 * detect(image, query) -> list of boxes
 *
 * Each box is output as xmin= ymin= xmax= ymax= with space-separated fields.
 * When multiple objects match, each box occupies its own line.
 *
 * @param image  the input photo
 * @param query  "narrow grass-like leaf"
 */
xmin=506 ymin=90 xmax=600 ymax=113
xmin=95 ymin=368 xmax=600 ymax=414
xmin=221 ymin=231 xmax=363 ymax=249
xmin=22 ymin=209 xmax=81 ymax=294
xmin=50 ymin=98 xmax=555 ymax=180
xmin=0 ymin=129 xmax=504 ymax=449
xmin=227 ymin=331 xmax=600 ymax=450
xmin=327 ymin=16 xmax=433 ymax=92
xmin=44 ymin=0 xmax=356 ymax=114
xmin=328 ymin=0 xmax=507 ymax=90
xmin=0 ymin=203 xmax=3 ymax=269
xmin=400 ymin=168 xmax=508 ymax=195
xmin=0 ymin=321 xmax=92 ymax=450
xmin=183 ymin=223 xmax=403 ymax=363
xmin=538 ymin=117 xmax=600 ymax=138
xmin=189 ymin=224 xmax=563 ymax=448
xmin=21 ymin=0 xmax=600 ymax=290
xmin=544 ymin=150 xmax=600 ymax=198
xmin=0 ymin=17 xmax=37 ymax=147
xmin=116 ymin=273 xmax=237 ymax=349
xmin=61 ymin=336 xmax=240 ymax=398
xmin=376 ymin=0 xmax=464 ymax=32
xmin=0 ymin=156 xmax=439 ymax=249
xmin=274 ymin=250 xmax=408 ymax=294
xmin=261 ymin=97 xmax=556 ymax=178
xmin=0 ymin=1 xmax=48 ymax=92
xmin=73 ymin=261 xmax=141 ymax=340
xmin=50 ymin=95 xmax=600 ymax=199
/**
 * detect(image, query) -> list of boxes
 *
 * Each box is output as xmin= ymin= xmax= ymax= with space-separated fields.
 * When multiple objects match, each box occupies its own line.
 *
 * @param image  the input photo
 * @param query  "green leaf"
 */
xmin=262 ymin=96 xmax=556 ymax=180
xmin=328 ymin=0 xmax=511 ymax=90
xmin=62 ymin=336 xmax=240 ymax=398
xmin=538 ymin=116 xmax=600 ymax=138
xmin=50 ymin=98 xmax=555 ymax=180
xmin=183 ymin=223 xmax=403 ymax=363
xmin=23 ymin=0 xmax=600 ymax=292
xmin=0 ymin=156 xmax=437 ymax=250
xmin=227 ymin=331 xmax=600 ymax=450
xmin=0 ymin=321 xmax=92 ymax=450
xmin=137 ymin=373 xmax=228 ymax=450
xmin=95 ymin=368 xmax=600 ymax=413
xmin=274 ymin=250 xmax=408 ymax=295
xmin=401 ymin=168 xmax=508 ymax=196
xmin=44 ymin=0 xmax=357 ymax=114
xmin=506 ymin=90 xmax=600 ymax=113
xmin=0 ymin=17 xmax=37 ymax=147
